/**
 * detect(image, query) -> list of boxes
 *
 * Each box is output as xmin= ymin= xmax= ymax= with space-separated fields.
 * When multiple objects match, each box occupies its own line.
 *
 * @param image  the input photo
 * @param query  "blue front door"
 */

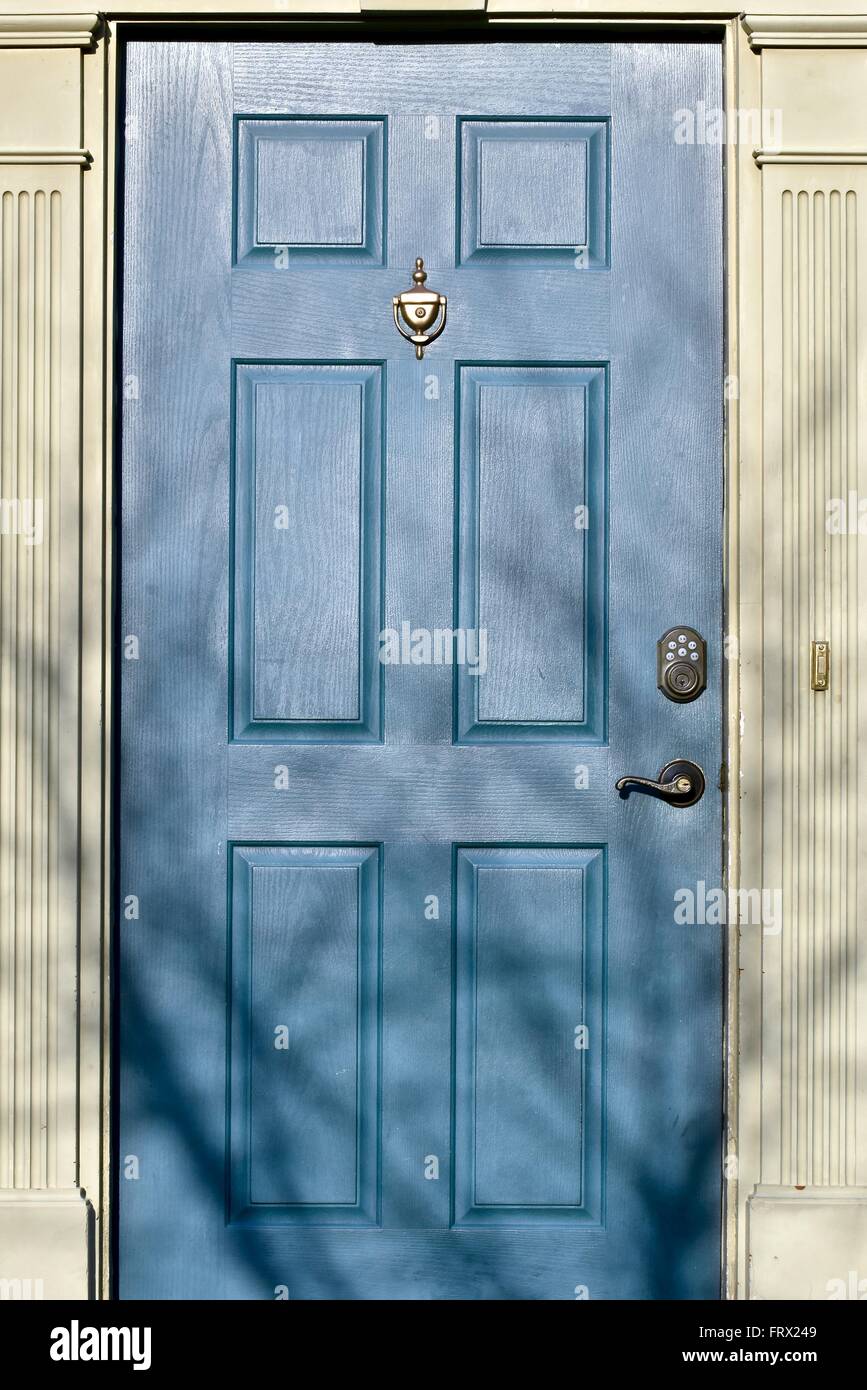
xmin=119 ymin=35 xmax=723 ymax=1299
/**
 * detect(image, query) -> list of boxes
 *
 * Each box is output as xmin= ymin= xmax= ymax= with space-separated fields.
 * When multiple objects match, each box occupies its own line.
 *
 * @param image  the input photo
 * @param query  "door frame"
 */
xmin=110 ymin=15 xmax=739 ymax=1299
xmin=3 ymin=2 xmax=862 ymax=1301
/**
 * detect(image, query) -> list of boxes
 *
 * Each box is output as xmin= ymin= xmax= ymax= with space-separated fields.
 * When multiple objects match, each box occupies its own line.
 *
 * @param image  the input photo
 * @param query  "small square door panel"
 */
xmin=235 ymin=117 xmax=386 ymax=266
xmin=458 ymin=119 xmax=608 ymax=266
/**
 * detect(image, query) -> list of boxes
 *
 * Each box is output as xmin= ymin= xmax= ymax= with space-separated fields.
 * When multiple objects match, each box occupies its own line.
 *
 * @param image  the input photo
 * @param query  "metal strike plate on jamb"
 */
xmin=811 ymin=640 xmax=829 ymax=691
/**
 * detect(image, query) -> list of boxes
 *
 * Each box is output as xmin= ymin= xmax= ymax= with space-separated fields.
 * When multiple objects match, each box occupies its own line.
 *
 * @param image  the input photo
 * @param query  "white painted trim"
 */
xmin=755 ymin=148 xmax=867 ymax=164
xmin=1 ymin=1 xmax=866 ymax=1303
xmin=0 ymin=121 xmax=87 ymax=1292
xmin=722 ymin=13 xmax=753 ymax=1303
xmin=361 ymin=0 xmax=485 ymax=9
xmin=0 ymin=1190 xmax=92 ymax=1298
xmin=0 ymin=13 xmax=98 ymax=45
xmin=744 ymin=14 xmax=867 ymax=47
xmin=748 ymin=1187 xmax=867 ymax=1299
xmin=0 ymin=146 xmax=92 ymax=162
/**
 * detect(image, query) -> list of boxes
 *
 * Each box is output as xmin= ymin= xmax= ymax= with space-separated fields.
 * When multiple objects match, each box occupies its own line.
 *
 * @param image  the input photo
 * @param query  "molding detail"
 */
xmin=0 ymin=171 xmax=82 ymax=1195
xmin=361 ymin=0 xmax=484 ymax=9
xmin=0 ymin=14 xmax=99 ymax=47
xmin=760 ymin=173 xmax=867 ymax=1195
xmin=0 ymin=1189 xmax=91 ymax=1298
xmin=0 ymin=150 xmax=92 ymax=166
xmin=748 ymin=1187 xmax=867 ymax=1299
xmin=756 ymin=149 xmax=867 ymax=166
xmin=744 ymin=15 xmax=867 ymax=49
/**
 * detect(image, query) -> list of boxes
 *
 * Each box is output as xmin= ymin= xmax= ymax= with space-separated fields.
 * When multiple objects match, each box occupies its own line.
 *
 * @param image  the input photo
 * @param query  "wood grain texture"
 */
xmin=232 ymin=268 xmax=610 ymax=360
xmin=232 ymin=362 xmax=383 ymax=740
xmin=232 ymin=41 xmax=610 ymax=117
xmin=477 ymin=383 xmax=586 ymax=721
xmin=606 ymin=43 xmax=724 ymax=1295
xmin=454 ymin=364 xmax=607 ymax=742
xmin=453 ymin=848 xmax=603 ymax=1223
xmin=235 ymin=117 xmax=385 ymax=266
xmin=479 ymin=136 xmax=587 ymax=246
xmin=119 ymin=38 xmax=235 ymax=1288
xmin=228 ymin=744 xmax=610 ymax=841
xmin=120 ymin=37 xmax=724 ymax=1301
xmin=229 ymin=846 xmax=379 ymax=1224
xmin=458 ymin=118 xmax=608 ymax=267
xmin=253 ymin=380 xmax=362 ymax=720
xmin=257 ymin=137 xmax=365 ymax=246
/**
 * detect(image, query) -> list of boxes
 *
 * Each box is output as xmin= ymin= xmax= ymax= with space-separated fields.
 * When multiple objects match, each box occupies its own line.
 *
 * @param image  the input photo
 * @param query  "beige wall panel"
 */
xmin=0 ymin=18 xmax=92 ymax=1295
xmin=0 ymin=50 xmax=81 ymax=146
xmin=0 ymin=1190 xmax=90 ymax=1298
xmin=749 ymin=1188 xmax=867 ymax=1299
xmin=0 ymin=160 xmax=82 ymax=1190
xmin=762 ymin=165 xmax=867 ymax=1192
xmin=744 ymin=35 xmax=867 ymax=1297
xmin=761 ymin=49 xmax=867 ymax=152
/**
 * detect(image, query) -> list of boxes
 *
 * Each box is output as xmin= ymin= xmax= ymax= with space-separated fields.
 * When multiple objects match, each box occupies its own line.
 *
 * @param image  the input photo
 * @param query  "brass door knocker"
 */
xmin=392 ymin=258 xmax=447 ymax=359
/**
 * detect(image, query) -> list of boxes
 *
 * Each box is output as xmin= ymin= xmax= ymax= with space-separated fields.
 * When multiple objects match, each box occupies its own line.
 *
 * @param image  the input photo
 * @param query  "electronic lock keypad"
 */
xmin=657 ymin=626 xmax=707 ymax=703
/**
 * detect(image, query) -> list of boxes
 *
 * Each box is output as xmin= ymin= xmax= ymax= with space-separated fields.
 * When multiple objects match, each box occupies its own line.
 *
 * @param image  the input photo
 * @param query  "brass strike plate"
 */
xmin=811 ymin=640 xmax=829 ymax=691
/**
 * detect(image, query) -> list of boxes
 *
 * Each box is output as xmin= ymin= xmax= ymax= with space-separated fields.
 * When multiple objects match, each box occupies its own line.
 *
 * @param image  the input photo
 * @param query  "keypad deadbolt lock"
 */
xmin=657 ymin=626 xmax=706 ymax=703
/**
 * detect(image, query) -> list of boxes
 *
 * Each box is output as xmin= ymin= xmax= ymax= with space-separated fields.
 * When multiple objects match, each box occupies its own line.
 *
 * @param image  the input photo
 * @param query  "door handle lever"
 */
xmin=615 ymin=759 xmax=705 ymax=807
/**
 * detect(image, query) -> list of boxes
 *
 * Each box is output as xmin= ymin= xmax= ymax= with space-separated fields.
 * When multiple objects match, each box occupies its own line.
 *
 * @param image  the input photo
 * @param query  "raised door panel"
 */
xmin=235 ymin=117 xmax=386 ymax=266
xmin=458 ymin=118 xmax=608 ymax=267
xmin=453 ymin=847 xmax=604 ymax=1226
xmin=229 ymin=845 xmax=380 ymax=1225
xmin=455 ymin=364 xmax=607 ymax=743
xmin=232 ymin=362 xmax=383 ymax=741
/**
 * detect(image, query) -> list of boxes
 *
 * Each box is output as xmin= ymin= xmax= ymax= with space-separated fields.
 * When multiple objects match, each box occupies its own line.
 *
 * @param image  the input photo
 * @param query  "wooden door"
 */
xmin=119 ymin=36 xmax=723 ymax=1299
